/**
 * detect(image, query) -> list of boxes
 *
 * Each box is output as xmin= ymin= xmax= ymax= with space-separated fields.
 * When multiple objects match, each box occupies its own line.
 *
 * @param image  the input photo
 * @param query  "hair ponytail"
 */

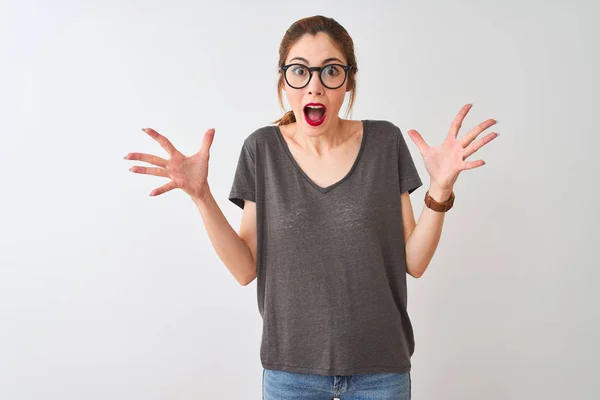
xmin=272 ymin=110 xmax=296 ymax=126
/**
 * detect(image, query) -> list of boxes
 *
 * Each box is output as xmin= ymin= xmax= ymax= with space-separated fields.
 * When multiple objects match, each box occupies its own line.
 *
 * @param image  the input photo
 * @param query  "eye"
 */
xmin=291 ymin=65 xmax=307 ymax=76
xmin=323 ymin=65 xmax=340 ymax=76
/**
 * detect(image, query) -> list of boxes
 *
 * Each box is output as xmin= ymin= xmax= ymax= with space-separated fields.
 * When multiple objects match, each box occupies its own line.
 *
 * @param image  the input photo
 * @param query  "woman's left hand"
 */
xmin=407 ymin=103 xmax=499 ymax=195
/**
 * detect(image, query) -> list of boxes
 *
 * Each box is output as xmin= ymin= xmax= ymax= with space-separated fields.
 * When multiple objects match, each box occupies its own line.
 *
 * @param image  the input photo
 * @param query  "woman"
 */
xmin=124 ymin=15 xmax=498 ymax=400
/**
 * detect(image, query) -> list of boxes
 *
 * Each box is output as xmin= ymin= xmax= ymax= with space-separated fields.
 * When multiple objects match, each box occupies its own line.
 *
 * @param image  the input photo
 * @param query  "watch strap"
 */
xmin=424 ymin=190 xmax=455 ymax=212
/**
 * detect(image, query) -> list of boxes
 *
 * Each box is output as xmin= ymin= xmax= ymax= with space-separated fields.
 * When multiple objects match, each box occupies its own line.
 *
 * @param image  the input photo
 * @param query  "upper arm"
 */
xmin=400 ymin=191 xmax=417 ymax=246
xmin=238 ymin=199 xmax=258 ymax=278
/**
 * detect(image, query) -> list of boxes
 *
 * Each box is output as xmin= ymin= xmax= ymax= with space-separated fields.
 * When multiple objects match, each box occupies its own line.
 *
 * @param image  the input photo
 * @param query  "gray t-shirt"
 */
xmin=228 ymin=119 xmax=423 ymax=376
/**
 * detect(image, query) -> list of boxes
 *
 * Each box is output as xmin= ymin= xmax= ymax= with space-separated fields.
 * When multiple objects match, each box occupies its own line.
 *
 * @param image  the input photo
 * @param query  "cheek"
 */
xmin=328 ymin=92 xmax=346 ymax=111
xmin=284 ymin=89 xmax=304 ymax=109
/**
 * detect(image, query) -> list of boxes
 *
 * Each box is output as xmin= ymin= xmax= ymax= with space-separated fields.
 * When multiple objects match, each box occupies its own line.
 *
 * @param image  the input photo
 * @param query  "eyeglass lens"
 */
xmin=285 ymin=65 xmax=346 ymax=89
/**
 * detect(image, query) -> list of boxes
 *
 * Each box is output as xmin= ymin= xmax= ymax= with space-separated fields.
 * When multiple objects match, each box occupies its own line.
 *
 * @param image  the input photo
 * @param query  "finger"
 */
xmin=463 ymin=131 xmax=499 ymax=159
xmin=462 ymin=159 xmax=485 ymax=170
xmin=459 ymin=119 xmax=497 ymax=148
xmin=129 ymin=166 xmax=170 ymax=178
xmin=198 ymin=128 xmax=216 ymax=161
xmin=150 ymin=180 xmax=178 ymax=196
xmin=449 ymin=103 xmax=473 ymax=139
xmin=124 ymin=152 xmax=168 ymax=168
xmin=406 ymin=129 xmax=429 ymax=155
xmin=142 ymin=128 xmax=179 ymax=156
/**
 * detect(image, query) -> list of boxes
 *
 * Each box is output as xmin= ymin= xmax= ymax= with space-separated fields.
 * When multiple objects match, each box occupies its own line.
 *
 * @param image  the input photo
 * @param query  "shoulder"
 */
xmin=237 ymin=124 xmax=280 ymax=161
xmin=242 ymin=124 xmax=278 ymax=147
xmin=366 ymin=119 xmax=401 ymax=134
xmin=364 ymin=119 xmax=403 ymax=146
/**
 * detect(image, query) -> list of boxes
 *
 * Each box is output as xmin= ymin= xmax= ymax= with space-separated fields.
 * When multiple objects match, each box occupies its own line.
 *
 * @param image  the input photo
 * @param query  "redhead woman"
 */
xmin=124 ymin=15 xmax=498 ymax=400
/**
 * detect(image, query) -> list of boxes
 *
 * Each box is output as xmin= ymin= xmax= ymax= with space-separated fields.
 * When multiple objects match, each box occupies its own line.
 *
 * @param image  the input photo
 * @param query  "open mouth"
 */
xmin=303 ymin=104 xmax=327 ymax=125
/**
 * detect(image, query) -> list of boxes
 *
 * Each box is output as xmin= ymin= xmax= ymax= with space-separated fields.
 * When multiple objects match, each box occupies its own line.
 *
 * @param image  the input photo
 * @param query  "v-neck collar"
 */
xmin=274 ymin=120 xmax=367 ymax=194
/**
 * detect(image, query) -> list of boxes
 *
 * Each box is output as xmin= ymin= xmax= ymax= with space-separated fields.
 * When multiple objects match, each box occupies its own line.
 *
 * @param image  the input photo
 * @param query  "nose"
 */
xmin=306 ymin=70 xmax=324 ymax=94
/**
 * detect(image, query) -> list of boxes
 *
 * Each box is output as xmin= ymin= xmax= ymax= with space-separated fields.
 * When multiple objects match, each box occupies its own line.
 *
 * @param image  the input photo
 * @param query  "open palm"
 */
xmin=407 ymin=104 xmax=499 ymax=191
xmin=124 ymin=127 xmax=216 ymax=198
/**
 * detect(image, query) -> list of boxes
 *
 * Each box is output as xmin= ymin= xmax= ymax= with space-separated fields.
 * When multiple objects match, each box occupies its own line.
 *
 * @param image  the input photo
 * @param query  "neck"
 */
xmin=292 ymin=118 xmax=350 ymax=155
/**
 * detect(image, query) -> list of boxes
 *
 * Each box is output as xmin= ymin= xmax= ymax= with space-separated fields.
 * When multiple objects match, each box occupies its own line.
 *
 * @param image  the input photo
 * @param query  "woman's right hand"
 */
xmin=124 ymin=127 xmax=216 ymax=199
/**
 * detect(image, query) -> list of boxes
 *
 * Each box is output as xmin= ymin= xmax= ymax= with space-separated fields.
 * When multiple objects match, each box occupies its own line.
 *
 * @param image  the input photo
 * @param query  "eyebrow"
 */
xmin=288 ymin=56 xmax=344 ymax=65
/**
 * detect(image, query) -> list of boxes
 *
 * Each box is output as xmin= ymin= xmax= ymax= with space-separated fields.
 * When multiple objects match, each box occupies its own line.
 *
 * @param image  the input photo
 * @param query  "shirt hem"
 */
xmin=228 ymin=191 xmax=255 ymax=201
xmin=261 ymin=361 xmax=411 ymax=376
xmin=400 ymin=178 xmax=423 ymax=195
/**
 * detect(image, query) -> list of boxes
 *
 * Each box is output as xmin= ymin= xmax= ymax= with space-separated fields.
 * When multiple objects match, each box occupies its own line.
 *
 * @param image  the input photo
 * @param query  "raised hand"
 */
xmin=406 ymin=104 xmax=499 ymax=192
xmin=124 ymin=127 xmax=216 ymax=199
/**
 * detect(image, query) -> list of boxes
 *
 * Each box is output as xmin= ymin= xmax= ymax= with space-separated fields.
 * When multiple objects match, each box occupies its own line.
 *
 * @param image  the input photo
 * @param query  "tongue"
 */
xmin=306 ymin=107 xmax=325 ymax=121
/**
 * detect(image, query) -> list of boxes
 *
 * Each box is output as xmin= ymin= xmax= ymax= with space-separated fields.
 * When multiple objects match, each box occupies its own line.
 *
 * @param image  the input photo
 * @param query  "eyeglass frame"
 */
xmin=280 ymin=63 xmax=354 ymax=90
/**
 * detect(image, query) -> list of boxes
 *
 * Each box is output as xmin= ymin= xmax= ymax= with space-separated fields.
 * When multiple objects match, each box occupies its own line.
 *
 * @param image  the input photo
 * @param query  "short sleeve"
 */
xmin=228 ymin=141 xmax=256 ymax=209
xmin=396 ymin=126 xmax=423 ymax=194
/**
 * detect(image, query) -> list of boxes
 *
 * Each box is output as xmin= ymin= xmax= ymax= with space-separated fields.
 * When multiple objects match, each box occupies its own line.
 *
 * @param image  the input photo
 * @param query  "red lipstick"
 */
xmin=303 ymin=103 xmax=327 ymax=127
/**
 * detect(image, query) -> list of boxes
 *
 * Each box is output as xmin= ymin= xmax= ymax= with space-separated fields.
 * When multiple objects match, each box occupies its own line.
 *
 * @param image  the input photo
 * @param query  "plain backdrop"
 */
xmin=1 ymin=0 xmax=598 ymax=399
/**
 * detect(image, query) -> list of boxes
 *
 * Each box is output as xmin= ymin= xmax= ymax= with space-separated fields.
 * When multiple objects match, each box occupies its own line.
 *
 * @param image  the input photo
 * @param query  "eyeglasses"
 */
xmin=280 ymin=63 xmax=353 ymax=90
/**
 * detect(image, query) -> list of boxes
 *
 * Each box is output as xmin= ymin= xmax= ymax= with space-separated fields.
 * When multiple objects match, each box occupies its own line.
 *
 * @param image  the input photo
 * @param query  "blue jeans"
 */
xmin=262 ymin=368 xmax=411 ymax=399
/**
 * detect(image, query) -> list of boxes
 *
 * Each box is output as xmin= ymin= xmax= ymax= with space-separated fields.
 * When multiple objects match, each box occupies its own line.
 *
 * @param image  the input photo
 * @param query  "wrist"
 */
xmin=428 ymin=183 xmax=453 ymax=202
xmin=191 ymin=183 xmax=212 ymax=204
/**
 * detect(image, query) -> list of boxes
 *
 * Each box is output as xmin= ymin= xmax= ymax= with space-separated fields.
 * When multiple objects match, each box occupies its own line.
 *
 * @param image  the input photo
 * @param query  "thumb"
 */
xmin=407 ymin=129 xmax=428 ymax=155
xmin=199 ymin=128 xmax=215 ymax=158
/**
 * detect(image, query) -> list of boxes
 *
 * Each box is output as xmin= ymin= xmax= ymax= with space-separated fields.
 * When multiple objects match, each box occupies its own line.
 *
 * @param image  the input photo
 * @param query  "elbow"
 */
xmin=407 ymin=262 xmax=424 ymax=279
xmin=238 ymin=273 xmax=256 ymax=286
xmin=411 ymin=271 xmax=423 ymax=279
xmin=237 ymin=255 xmax=258 ymax=286
xmin=406 ymin=251 xmax=426 ymax=279
xmin=407 ymin=269 xmax=420 ymax=279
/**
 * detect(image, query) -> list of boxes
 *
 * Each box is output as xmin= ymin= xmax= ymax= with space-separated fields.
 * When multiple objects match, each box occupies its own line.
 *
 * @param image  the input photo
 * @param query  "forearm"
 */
xmin=192 ymin=185 xmax=256 ymax=285
xmin=405 ymin=184 xmax=453 ymax=278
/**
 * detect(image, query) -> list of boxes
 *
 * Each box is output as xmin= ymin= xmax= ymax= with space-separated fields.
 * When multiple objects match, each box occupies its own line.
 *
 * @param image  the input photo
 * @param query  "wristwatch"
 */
xmin=424 ymin=190 xmax=455 ymax=212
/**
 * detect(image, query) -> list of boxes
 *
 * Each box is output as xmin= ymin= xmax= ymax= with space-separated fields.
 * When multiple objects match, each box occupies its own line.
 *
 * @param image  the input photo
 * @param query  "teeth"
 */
xmin=306 ymin=105 xmax=324 ymax=109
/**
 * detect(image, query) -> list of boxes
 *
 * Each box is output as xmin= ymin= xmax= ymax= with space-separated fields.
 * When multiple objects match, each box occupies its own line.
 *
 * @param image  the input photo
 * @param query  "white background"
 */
xmin=1 ymin=0 xmax=598 ymax=399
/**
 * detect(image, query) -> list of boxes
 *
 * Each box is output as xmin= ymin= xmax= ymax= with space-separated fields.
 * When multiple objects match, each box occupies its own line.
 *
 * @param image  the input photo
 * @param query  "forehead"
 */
xmin=286 ymin=32 xmax=346 ymax=65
